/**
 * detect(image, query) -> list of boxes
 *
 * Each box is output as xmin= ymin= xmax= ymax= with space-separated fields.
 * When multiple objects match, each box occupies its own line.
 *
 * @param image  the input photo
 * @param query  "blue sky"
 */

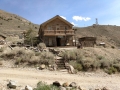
xmin=0 ymin=0 xmax=120 ymax=27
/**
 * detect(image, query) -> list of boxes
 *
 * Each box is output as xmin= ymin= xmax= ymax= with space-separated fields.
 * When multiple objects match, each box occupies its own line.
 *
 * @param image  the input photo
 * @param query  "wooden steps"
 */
xmin=55 ymin=56 xmax=66 ymax=69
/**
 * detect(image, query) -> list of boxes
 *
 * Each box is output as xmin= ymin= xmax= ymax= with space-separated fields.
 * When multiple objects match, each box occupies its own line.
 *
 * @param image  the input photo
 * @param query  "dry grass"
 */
xmin=0 ymin=47 xmax=55 ymax=66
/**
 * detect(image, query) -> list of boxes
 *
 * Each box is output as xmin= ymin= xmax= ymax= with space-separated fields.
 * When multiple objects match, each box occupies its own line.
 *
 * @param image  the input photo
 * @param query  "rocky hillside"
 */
xmin=0 ymin=9 xmax=120 ymax=47
xmin=0 ymin=9 xmax=39 ymax=35
xmin=75 ymin=25 xmax=120 ymax=47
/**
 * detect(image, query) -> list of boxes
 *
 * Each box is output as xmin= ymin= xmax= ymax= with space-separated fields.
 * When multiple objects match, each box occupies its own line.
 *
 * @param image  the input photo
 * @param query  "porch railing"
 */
xmin=44 ymin=30 xmax=75 ymax=36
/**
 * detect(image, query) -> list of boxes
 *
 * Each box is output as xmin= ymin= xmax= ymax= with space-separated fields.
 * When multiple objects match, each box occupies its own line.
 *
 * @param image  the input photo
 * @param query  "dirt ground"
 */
xmin=0 ymin=67 xmax=120 ymax=90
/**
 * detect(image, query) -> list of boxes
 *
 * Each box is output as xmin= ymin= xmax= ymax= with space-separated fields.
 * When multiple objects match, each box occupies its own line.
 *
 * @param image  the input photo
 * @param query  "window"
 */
xmin=47 ymin=26 xmax=51 ymax=30
xmin=65 ymin=26 xmax=67 ymax=30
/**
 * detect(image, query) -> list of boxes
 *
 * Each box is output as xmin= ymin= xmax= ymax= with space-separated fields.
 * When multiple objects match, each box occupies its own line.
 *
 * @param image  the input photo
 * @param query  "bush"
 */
xmin=0 ymin=61 xmax=2 ymax=65
xmin=37 ymin=43 xmax=46 ymax=50
xmin=61 ymin=49 xmax=80 ymax=61
xmin=113 ymin=64 xmax=120 ymax=72
xmin=1 ymin=49 xmax=16 ymax=59
xmin=80 ymin=57 xmax=94 ymax=71
xmin=40 ymin=51 xmax=54 ymax=65
xmin=97 ymin=55 xmax=104 ymax=60
xmin=0 ymin=47 xmax=4 ymax=52
xmin=35 ymin=81 xmax=59 ymax=90
xmin=100 ymin=59 xmax=112 ymax=69
xmin=69 ymin=61 xmax=83 ymax=71
xmin=105 ymin=67 xmax=117 ymax=75
xmin=92 ymin=60 xmax=101 ymax=70
xmin=29 ymin=56 xmax=40 ymax=64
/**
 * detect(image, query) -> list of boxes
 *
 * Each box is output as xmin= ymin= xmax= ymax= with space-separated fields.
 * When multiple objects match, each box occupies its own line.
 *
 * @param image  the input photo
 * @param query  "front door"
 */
xmin=56 ymin=37 xmax=61 ymax=46
xmin=49 ymin=38 xmax=52 ymax=46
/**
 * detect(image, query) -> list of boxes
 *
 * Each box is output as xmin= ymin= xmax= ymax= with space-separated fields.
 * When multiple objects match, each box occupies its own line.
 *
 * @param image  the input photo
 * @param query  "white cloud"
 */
xmin=73 ymin=16 xmax=91 ymax=21
xmin=60 ymin=16 xmax=66 ymax=20
xmin=71 ymin=22 xmax=77 ymax=26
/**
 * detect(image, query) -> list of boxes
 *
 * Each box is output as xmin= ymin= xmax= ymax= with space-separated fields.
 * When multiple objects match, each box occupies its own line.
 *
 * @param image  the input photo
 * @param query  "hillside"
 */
xmin=0 ymin=9 xmax=120 ymax=48
xmin=75 ymin=25 xmax=120 ymax=47
xmin=0 ymin=9 xmax=39 ymax=35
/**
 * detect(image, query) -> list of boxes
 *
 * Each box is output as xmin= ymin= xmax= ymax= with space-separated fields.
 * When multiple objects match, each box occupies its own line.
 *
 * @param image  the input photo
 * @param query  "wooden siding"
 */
xmin=44 ymin=30 xmax=74 ymax=36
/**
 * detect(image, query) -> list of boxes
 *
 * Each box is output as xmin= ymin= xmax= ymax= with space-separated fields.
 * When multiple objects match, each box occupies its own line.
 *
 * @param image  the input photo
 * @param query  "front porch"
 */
xmin=43 ymin=35 xmax=74 ymax=47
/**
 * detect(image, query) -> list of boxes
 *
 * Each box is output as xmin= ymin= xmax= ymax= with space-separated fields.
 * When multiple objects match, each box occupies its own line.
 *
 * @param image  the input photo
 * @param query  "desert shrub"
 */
xmin=1 ymin=49 xmax=16 ymax=59
xmin=92 ymin=60 xmax=101 ymax=70
xmin=0 ymin=47 xmax=4 ymax=52
xmin=113 ymin=64 xmax=120 ymax=72
xmin=35 ymin=52 xmax=41 ymax=56
xmin=97 ymin=55 xmax=104 ymax=60
xmin=69 ymin=61 xmax=83 ymax=71
xmin=29 ymin=56 xmax=40 ymax=64
xmin=40 ymin=51 xmax=54 ymax=65
xmin=14 ymin=47 xmax=25 ymax=57
xmin=35 ymin=81 xmax=59 ymax=90
xmin=60 ymin=50 xmax=70 ymax=60
xmin=0 ymin=61 xmax=3 ymax=65
xmin=61 ymin=50 xmax=80 ymax=61
xmin=15 ymin=58 xmax=22 ymax=65
xmin=105 ymin=67 xmax=117 ymax=75
xmin=100 ymin=59 xmax=112 ymax=69
xmin=0 ymin=61 xmax=2 ymax=65
xmin=37 ymin=43 xmax=46 ymax=50
xmin=80 ymin=57 xmax=94 ymax=71
xmin=20 ymin=50 xmax=34 ymax=63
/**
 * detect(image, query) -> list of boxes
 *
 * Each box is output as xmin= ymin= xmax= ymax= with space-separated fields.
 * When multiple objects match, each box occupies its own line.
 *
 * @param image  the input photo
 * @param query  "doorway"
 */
xmin=56 ymin=37 xmax=61 ymax=46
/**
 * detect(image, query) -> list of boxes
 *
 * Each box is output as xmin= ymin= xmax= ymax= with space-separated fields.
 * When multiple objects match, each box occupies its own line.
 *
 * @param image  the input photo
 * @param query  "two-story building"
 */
xmin=38 ymin=15 xmax=75 ymax=47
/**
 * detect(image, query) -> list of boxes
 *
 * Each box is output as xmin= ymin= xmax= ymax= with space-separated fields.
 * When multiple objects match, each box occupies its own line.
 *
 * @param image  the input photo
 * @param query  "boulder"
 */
xmin=25 ymin=85 xmax=33 ymax=90
xmin=62 ymin=82 xmax=69 ymax=87
xmin=67 ymin=65 xmax=75 ymax=74
xmin=53 ymin=81 xmax=61 ymax=87
xmin=77 ymin=86 xmax=82 ymax=90
xmin=69 ymin=82 xmax=77 ymax=88
xmin=39 ymin=64 xmax=46 ymax=70
xmin=7 ymin=80 xmax=17 ymax=89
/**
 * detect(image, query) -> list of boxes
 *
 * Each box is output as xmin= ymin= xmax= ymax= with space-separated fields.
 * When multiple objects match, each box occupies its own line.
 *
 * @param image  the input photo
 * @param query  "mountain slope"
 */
xmin=0 ymin=9 xmax=39 ymax=35
xmin=75 ymin=25 xmax=120 ymax=47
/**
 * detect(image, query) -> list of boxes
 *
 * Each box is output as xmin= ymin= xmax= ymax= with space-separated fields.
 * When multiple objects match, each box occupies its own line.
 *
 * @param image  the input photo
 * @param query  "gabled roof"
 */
xmin=40 ymin=15 xmax=73 ymax=27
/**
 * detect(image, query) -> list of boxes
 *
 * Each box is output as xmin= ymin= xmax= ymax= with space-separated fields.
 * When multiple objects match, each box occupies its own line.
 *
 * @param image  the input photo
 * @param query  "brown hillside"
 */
xmin=75 ymin=25 xmax=120 ymax=47
xmin=0 ymin=9 xmax=39 ymax=35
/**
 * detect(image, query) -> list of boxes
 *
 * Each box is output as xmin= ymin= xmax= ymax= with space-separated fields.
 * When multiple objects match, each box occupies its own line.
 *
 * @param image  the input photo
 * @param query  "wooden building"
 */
xmin=38 ymin=15 xmax=75 ymax=47
xmin=78 ymin=37 xmax=96 ymax=47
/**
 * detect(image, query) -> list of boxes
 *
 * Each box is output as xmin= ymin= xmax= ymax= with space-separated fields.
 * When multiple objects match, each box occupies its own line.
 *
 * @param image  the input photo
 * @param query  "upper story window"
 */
xmin=56 ymin=24 xmax=60 ymax=30
xmin=65 ymin=26 xmax=67 ymax=30
xmin=47 ymin=26 xmax=51 ymax=30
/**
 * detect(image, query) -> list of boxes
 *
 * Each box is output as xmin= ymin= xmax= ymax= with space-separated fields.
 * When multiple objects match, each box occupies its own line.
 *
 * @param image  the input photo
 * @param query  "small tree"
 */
xmin=24 ymin=28 xmax=39 ymax=46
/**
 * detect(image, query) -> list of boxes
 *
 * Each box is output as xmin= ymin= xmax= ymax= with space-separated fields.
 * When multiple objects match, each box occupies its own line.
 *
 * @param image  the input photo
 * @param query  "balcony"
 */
xmin=44 ymin=30 xmax=75 ymax=36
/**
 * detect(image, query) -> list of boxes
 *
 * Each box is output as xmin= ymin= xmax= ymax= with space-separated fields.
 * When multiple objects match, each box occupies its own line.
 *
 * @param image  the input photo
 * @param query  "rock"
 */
xmin=102 ymin=87 xmax=109 ymax=90
xmin=52 ymin=63 xmax=57 ymax=71
xmin=67 ymin=65 xmax=75 ymax=74
xmin=95 ymin=89 xmax=100 ymax=90
xmin=25 ymin=85 xmax=33 ymax=90
xmin=39 ymin=64 xmax=46 ymax=70
xmin=69 ymin=82 xmax=77 ymax=88
xmin=62 ymin=82 xmax=69 ymax=87
xmin=53 ymin=81 xmax=61 ymax=87
xmin=59 ymin=86 xmax=66 ymax=90
xmin=78 ymin=86 xmax=82 ymax=90
xmin=7 ymin=80 xmax=17 ymax=89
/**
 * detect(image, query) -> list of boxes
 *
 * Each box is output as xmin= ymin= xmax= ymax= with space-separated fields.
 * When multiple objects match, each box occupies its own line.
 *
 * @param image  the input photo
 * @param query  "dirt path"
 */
xmin=0 ymin=67 xmax=120 ymax=90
